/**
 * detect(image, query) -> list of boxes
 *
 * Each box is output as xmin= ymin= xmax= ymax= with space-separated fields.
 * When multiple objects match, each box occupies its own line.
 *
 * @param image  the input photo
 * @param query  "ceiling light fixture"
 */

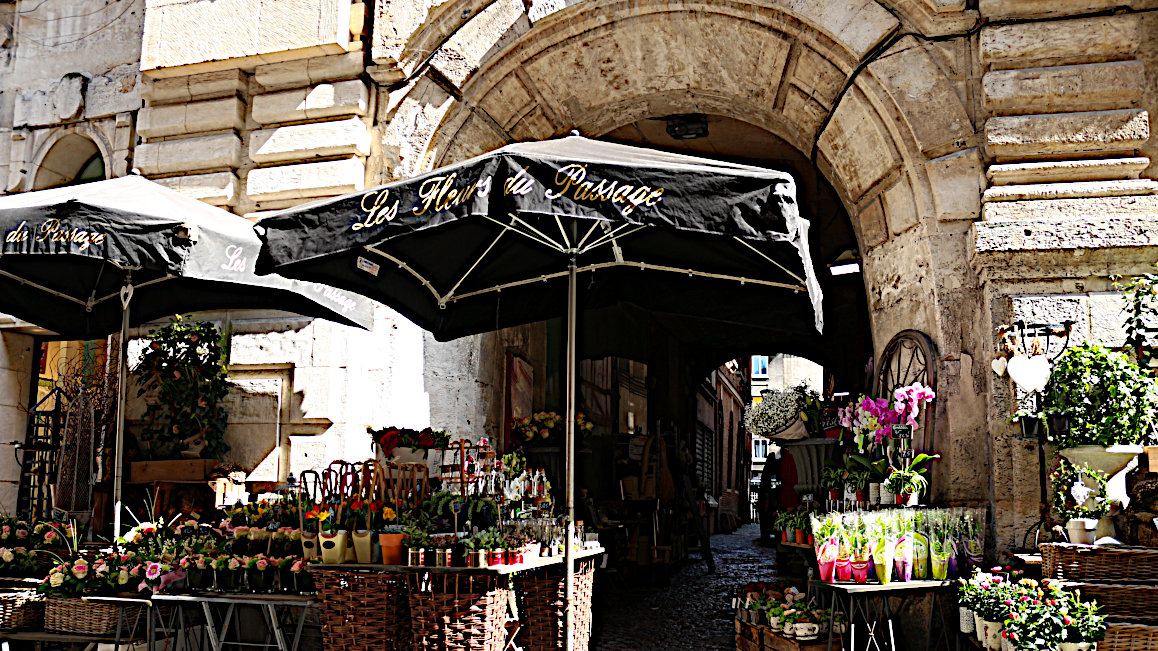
xmin=664 ymin=114 xmax=709 ymax=140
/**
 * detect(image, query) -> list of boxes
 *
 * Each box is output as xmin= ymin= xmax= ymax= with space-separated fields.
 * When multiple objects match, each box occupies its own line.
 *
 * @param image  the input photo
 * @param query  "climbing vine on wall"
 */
xmin=1116 ymin=263 xmax=1158 ymax=370
xmin=133 ymin=317 xmax=230 ymax=460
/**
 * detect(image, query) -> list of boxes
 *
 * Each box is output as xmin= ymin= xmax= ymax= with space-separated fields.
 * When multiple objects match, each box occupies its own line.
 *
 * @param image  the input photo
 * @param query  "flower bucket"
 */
xmin=850 ymin=559 xmax=870 ymax=583
xmin=216 ymin=569 xmax=241 ymax=593
xmin=319 ymin=531 xmax=347 ymax=564
xmin=982 ymin=620 xmax=1002 ymax=650
xmin=836 ymin=558 xmax=852 ymax=582
xmin=873 ymin=540 xmax=894 ymax=584
xmin=931 ymin=552 xmax=949 ymax=580
xmin=301 ymin=533 xmax=318 ymax=559
xmin=913 ymin=532 xmax=929 ymax=579
xmin=248 ymin=568 xmax=273 ymax=593
xmin=379 ymin=533 xmax=406 ymax=565
xmin=352 ymin=531 xmax=373 ymax=563
xmin=959 ymin=607 xmax=975 ymax=634
xmin=818 ymin=559 xmax=835 ymax=582
xmin=1066 ymin=518 xmax=1098 ymax=545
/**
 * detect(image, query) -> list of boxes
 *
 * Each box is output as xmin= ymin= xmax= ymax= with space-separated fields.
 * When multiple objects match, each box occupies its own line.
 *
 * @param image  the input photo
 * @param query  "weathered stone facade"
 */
xmin=0 ymin=0 xmax=1154 ymax=550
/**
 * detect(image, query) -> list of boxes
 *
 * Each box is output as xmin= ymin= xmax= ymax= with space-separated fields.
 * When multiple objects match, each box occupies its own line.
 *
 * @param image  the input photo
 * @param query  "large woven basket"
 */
xmin=313 ymin=569 xmax=410 ymax=651
xmin=0 ymin=591 xmax=43 ymax=630
xmin=514 ymin=559 xmax=596 ymax=651
xmin=1102 ymin=621 xmax=1158 ymax=651
xmin=44 ymin=598 xmax=141 ymax=637
xmin=408 ymin=572 xmax=510 ymax=651
xmin=1042 ymin=543 xmax=1158 ymax=583
xmin=1064 ymin=583 xmax=1158 ymax=621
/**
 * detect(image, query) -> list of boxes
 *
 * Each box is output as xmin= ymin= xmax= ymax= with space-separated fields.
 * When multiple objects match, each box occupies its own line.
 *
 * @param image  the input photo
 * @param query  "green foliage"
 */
xmin=1040 ymin=343 xmax=1158 ymax=448
xmin=1049 ymin=459 xmax=1109 ymax=522
xmin=1115 ymin=265 xmax=1158 ymax=369
xmin=883 ymin=453 xmax=939 ymax=498
xmin=133 ymin=317 xmax=230 ymax=460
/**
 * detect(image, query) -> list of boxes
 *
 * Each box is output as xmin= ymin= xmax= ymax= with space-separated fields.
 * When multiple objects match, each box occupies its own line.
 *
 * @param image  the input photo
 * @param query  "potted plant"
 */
xmin=245 ymin=556 xmax=273 ymax=593
xmin=846 ymin=470 xmax=869 ymax=502
xmin=1039 ymin=344 xmax=1157 ymax=479
xmin=781 ymin=609 xmax=798 ymax=638
xmin=793 ymin=512 xmax=807 ymax=545
xmin=314 ymin=505 xmax=346 ymax=564
xmin=290 ymin=558 xmax=316 ymax=594
xmin=345 ymin=499 xmax=374 ymax=563
xmin=821 ymin=465 xmax=844 ymax=502
xmin=179 ymin=554 xmax=212 ymax=591
xmin=971 ymin=575 xmax=1014 ymax=651
xmin=371 ymin=501 xmax=403 ymax=564
xmin=405 ymin=526 xmax=431 ymax=566
xmin=1050 ymin=460 xmax=1109 ymax=544
xmin=794 ymin=611 xmax=820 ymax=641
xmin=1061 ymin=596 xmax=1105 ymax=651
xmin=884 ymin=453 xmax=939 ymax=505
xmin=213 ymin=555 xmax=243 ymax=592
xmin=369 ymin=426 xmax=452 ymax=470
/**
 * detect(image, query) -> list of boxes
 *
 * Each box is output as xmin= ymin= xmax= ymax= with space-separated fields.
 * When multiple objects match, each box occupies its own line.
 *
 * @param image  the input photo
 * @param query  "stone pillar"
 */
xmin=0 ymin=333 xmax=33 ymax=513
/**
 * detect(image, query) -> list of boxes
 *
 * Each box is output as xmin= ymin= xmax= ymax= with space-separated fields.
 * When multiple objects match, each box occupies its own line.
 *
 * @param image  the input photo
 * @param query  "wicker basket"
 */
xmin=513 ymin=559 xmax=596 ymax=651
xmin=1102 ymin=621 xmax=1158 ymax=651
xmin=1042 ymin=543 xmax=1158 ymax=583
xmin=408 ymin=572 xmax=510 ymax=651
xmin=1063 ymin=583 xmax=1158 ymax=621
xmin=0 ymin=591 xmax=43 ymax=630
xmin=44 ymin=598 xmax=141 ymax=637
xmin=313 ymin=569 xmax=411 ymax=651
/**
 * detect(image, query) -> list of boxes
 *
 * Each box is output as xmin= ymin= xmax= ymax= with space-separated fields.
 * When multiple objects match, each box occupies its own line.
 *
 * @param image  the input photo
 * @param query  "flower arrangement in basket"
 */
xmin=510 ymin=411 xmax=595 ymax=446
xmin=0 ymin=547 xmax=39 ymax=577
xmin=367 ymin=425 xmax=451 ymax=457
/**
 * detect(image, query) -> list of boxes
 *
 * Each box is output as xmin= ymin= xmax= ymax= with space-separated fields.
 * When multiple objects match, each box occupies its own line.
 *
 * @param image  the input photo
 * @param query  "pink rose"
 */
xmin=255 ymin=559 xmax=268 ymax=570
xmin=71 ymin=561 xmax=88 ymax=579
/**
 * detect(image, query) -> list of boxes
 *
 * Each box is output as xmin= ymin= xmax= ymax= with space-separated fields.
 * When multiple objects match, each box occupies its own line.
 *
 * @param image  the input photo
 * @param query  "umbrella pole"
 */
xmin=564 ymin=254 xmax=577 ymax=651
xmin=112 ymin=285 xmax=132 ymax=538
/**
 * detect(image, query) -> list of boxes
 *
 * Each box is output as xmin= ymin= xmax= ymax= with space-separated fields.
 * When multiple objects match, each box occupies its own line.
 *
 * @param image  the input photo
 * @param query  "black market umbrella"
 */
xmin=255 ymin=134 xmax=823 ymax=646
xmin=0 ymin=174 xmax=375 ymax=534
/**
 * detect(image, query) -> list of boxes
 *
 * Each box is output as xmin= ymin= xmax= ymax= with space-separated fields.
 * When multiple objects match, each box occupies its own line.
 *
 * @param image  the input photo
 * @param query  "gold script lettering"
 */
xmin=5 ymin=221 xmax=29 ymax=244
xmin=32 ymin=219 xmax=105 ymax=251
xmin=545 ymin=163 xmax=665 ymax=216
xmin=352 ymin=190 xmax=400 ymax=231
xmin=414 ymin=173 xmax=483 ymax=217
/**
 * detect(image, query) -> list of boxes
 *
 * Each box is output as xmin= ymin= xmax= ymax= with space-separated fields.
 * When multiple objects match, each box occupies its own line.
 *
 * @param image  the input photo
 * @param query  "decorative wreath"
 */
xmin=1049 ymin=459 xmax=1109 ymax=522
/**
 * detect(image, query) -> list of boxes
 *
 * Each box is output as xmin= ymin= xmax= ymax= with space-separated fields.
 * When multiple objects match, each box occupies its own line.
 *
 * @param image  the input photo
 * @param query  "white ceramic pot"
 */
xmin=769 ymin=616 xmax=780 ymax=629
xmin=1066 ymin=518 xmax=1098 ymax=545
xmin=879 ymin=484 xmax=895 ymax=505
xmin=783 ymin=621 xmax=794 ymax=638
xmin=1059 ymin=642 xmax=1095 ymax=651
xmin=832 ymin=622 xmax=847 ymax=635
xmin=868 ymin=483 xmax=881 ymax=504
xmin=843 ymin=484 xmax=857 ymax=502
xmin=959 ymin=607 xmax=975 ymax=634
xmin=974 ymin=613 xmax=985 ymax=644
xmin=794 ymin=622 xmax=819 ymax=641
xmin=1000 ymin=636 xmax=1014 ymax=651
xmin=983 ymin=620 xmax=1002 ymax=651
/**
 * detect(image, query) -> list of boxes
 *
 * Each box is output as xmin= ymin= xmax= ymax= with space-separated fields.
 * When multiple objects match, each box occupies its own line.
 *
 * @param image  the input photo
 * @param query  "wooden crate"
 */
xmin=130 ymin=459 xmax=219 ymax=483
xmin=736 ymin=635 xmax=762 ymax=651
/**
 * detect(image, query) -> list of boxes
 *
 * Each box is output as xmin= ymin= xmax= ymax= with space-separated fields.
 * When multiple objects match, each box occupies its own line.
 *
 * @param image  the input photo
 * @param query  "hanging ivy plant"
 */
xmin=1115 ymin=265 xmax=1158 ymax=369
xmin=133 ymin=317 xmax=231 ymax=460
xmin=1039 ymin=343 xmax=1158 ymax=449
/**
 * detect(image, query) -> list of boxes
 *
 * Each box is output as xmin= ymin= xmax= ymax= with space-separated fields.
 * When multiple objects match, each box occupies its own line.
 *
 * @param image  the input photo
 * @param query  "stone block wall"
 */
xmin=0 ymin=333 xmax=32 ymax=512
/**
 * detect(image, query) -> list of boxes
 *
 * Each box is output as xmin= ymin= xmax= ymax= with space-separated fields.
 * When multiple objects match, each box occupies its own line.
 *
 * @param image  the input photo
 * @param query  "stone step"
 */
xmin=982 ymin=179 xmax=1158 ymax=202
xmin=987 ymin=157 xmax=1150 ymax=185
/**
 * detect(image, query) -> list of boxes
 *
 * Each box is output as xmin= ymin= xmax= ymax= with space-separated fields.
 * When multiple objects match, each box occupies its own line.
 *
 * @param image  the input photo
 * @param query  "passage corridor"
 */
xmin=593 ymin=524 xmax=776 ymax=650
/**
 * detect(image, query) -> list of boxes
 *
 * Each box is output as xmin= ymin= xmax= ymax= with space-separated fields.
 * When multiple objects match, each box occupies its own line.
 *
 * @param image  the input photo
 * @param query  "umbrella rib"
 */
xmin=578 ymin=224 xmax=645 ymax=255
xmin=575 ymin=221 xmax=602 ymax=251
xmin=441 ymin=228 xmax=508 ymax=305
xmin=554 ymin=216 xmax=571 ymax=249
xmin=0 ymin=269 xmax=90 ymax=307
xmin=443 ymin=260 xmax=806 ymax=304
xmin=506 ymin=214 xmax=567 ymax=252
xmin=481 ymin=215 xmax=564 ymax=253
xmin=732 ymin=236 xmax=806 ymax=285
xmin=364 ymin=244 xmax=446 ymax=304
xmin=92 ymin=275 xmax=176 ymax=305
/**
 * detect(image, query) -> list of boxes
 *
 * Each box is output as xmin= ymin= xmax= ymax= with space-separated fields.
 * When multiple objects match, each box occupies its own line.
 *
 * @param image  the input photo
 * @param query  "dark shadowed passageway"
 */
xmin=593 ymin=524 xmax=776 ymax=650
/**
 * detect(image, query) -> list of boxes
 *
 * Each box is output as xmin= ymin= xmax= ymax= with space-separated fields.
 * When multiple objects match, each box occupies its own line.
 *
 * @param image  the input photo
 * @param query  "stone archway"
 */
xmin=30 ymin=127 xmax=111 ymax=190
xmin=383 ymin=0 xmax=989 ymax=506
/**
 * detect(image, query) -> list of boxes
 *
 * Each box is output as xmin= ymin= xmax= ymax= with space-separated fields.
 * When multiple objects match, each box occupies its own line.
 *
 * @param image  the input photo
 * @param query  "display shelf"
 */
xmin=309 ymin=546 xmax=605 ymax=575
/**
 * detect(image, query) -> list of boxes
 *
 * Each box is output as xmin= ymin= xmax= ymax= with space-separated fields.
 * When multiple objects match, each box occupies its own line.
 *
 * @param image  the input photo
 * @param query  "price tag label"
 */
xmin=452 ymin=501 xmax=464 ymax=514
xmin=892 ymin=424 xmax=913 ymax=440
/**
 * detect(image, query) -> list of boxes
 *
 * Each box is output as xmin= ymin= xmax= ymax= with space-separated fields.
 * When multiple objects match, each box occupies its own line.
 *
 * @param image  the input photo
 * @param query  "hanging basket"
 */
xmin=314 ymin=569 xmax=410 ymax=651
xmin=0 ymin=591 xmax=43 ymax=630
xmin=514 ymin=559 xmax=596 ymax=651
xmin=44 ymin=598 xmax=141 ymax=637
xmin=408 ymin=572 xmax=510 ymax=651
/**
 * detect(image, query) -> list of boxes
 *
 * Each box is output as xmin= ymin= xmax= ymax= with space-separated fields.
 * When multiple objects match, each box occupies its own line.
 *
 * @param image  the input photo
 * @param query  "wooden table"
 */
xmin=811 ymin=580 xmax=955 ymax=651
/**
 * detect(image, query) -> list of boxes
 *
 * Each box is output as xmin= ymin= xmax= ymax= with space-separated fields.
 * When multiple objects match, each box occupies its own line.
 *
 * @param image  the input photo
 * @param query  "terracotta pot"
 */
xmin=379 ymin=533 xmax=405 ymax=565
xmin=794 ymin=529 xmax=806 ymax=544
xmin=781 ymin=531 xmax=789 ymax=542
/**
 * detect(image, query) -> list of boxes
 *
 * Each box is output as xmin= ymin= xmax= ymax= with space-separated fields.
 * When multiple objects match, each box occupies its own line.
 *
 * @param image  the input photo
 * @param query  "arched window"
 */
xmin=32 ymin=134 xmax=106 ymax=190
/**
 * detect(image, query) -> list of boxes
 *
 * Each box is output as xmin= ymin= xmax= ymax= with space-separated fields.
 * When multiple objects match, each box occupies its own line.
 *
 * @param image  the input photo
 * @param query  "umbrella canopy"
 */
xmin=255 ymin=134 xmax=822 ymax=340
xmin=0 ymin=175 xmax=373 ymax=338
xmin=255 ymin=134 xmax=826 ymax=650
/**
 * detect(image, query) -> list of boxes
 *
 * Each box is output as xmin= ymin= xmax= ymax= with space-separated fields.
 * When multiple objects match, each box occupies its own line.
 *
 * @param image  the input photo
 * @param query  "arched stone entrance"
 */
xmin=384 ymin=0 xmax=989 ymax=507
xmin=30 ymin=128 xmax=109 ymax=190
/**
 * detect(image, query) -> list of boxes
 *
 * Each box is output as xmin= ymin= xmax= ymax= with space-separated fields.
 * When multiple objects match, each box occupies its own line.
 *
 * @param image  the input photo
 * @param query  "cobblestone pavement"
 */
xmin=592 ymin=524 xmax=777 ymax=650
